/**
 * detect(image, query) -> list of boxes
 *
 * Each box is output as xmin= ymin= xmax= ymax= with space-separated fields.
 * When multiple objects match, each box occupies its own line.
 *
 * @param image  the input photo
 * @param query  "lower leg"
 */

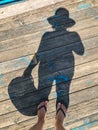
xmin=55 ymin=122 xmax=66 ymax=130
xmin=55 ymin=103 xmax=67 ymax=130
xmin=29 ymin=120 xmax=44 ymax=130
xmin=29 ymin=101 xmax=48 ymax=130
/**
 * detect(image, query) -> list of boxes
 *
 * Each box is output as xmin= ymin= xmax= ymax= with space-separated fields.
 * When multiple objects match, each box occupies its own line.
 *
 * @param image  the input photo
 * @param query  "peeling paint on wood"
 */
xmin=77 ymin=3 xmax=91 ymax=10
xmin=72 ymin=120 xmax=98 ymax=130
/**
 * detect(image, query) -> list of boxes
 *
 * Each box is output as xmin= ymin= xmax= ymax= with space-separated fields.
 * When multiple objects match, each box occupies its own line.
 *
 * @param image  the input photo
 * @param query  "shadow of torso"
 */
xmin=38 ymin=30 xmax=75 ymax=76
xmin=37 ymin=30 xmax=84 ymax=107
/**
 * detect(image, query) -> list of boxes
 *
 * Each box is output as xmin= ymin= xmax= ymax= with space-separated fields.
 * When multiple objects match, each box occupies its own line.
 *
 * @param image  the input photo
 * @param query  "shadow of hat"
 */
xmin=47 ymin=8 xmax=75 ymax=28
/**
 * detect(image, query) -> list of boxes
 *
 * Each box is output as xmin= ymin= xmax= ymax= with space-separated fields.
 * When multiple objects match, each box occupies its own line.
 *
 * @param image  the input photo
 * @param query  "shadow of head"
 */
xmin=47 ymin=8 xmax=75 ymax=29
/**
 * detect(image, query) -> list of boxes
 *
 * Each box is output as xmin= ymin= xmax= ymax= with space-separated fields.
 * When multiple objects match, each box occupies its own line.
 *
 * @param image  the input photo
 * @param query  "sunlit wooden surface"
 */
xmin=0 ymin=0 xmax=98 ymax=130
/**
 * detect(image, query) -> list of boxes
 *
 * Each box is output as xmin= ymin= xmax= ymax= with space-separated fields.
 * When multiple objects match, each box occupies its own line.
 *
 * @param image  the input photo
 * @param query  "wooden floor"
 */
xmin=0 ymin=0 xmax=98 ymax=130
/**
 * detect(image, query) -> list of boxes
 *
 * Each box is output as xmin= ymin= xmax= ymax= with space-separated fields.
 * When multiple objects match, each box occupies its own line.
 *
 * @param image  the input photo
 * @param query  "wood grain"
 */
xmin=0 ymin=0 xmax=98 ymax=129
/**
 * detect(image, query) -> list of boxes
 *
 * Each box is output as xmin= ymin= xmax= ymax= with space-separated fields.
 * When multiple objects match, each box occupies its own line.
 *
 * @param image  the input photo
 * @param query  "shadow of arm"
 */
xmin=73 ymin=33 xmax=85 ymax=55
xmin=23 ymin=54 xmax=38 ymax=77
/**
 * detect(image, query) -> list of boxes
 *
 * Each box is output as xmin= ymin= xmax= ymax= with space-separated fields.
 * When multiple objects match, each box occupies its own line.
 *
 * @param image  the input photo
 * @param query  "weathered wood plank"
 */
xmin=0 ymin=0 xmax=63 ymax=19
xmin=0 ymin=17 xmax=98 ymax=54
xmin=0 ymin=94 xmax=98 ymax=129
xmin=0 ymin=59 xmax=98 ymax=115
xmin=0 ymin=5 xmax=98 ymax=34
xmin=64 ymin=113 xmax=98 ymax=130
xmin=0 ymin=46 xmax=98 ymax=102
xmin=0 ymin=16 xmax=98 ymax=54
xmin=89 ymin=126 xmax=98 ymax=130
xmin=0 ymin=23 xmax=97 ymax=56
xmin=0 ymin=1 xmax=97 ymax=130
xmin=0 ymin=13 xmax=98 ymax=42
xmin=0 ymin=48 xmax=98 ymax=92
xmin=72 ymin=120 xmax=98 ymax=130
xmin=0 ymin=40 xmax=98 ymax=75
xmin=2 ymin=112 xmax=98 ymax=130
xmin=0 ymin=46 xmax=98 ymax=89
xmin=0 ymin=62 xmax=97 ymax=101
xmin=1 ymin=112 xmax=98 ymax=130
xmin=0 ymin=0 xmax=97 ymax=130
xmin=45 ymin=116 xmax=98 ymax=130
xmin=0 ymin=0 xmax=98 ymax=24
xmin=0 ymin=28 xmax=98 ymax=62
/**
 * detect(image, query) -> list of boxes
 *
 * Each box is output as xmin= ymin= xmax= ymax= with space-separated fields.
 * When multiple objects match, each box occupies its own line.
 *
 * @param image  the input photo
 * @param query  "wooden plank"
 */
xmin=1 ymin=112 xmax=98 ymax=130
xmin=0 ymin=69 xmax=98 ymax=102
xmin=0 ymin=48 xmax=97 ymax=89
xmin=0 ymin=5 xmax=98 ymax=31
xmin=0 ymin=59 xmax=98 ymax=115
xmin=0 ymin=47 xmax=98 ymax=101
xmin=0 ymin=12 xmax=98 ymax=42
xmin=0 ymin=29 xmax=98 ymax=58
xmin=0 ymin=38 xmax=98 ymax=74
xmin=64 ymin=114 xmax=98 ymax=130
xmin=2 ymin=112 xmax=98 ymax=130
xmin=72 ymin=120 xmax=98 ymax=130
xmin=89 ymin=126 xmax=98 ymax=130
xmin=27 ymin=97 xmax=98 ymax=130
xmin=0 ymin=17 xmax=98 ymax=53
xmin=0 ymin=60 xmax=96 ymax=118
xmin=0 ymin=1 xmax=97 ymax=130
xmin=0 ymin=48 xmax=98 ymax=91
xmin=0 ymin=16 xmax=98 ymax=52
xmin=0 ymin=29 xmax=98 ymax=62
xmin=0 ymin=73 xmax=98 ymax=115
xmin=0 ymin=0 xmax=98 ymax=23
xmin=0 ymin=0 xmax=63 ymax=19
xmin=45 ymin=114 xmax=98 ymax=130
xmin=0 ymin=94 xmax=98 ymax=129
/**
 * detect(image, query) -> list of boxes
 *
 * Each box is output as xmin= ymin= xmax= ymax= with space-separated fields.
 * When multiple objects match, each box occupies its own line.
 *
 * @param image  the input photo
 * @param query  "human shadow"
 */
xmin=8 ymin=8 xmax=84 ymax=116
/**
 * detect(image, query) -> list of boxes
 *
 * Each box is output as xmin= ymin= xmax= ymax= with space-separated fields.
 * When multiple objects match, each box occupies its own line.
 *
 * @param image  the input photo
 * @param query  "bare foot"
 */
xmin=56 ymin=103 xmax=67 ymax=125
xmin=37 ymin=101 xmax=48 ymax=123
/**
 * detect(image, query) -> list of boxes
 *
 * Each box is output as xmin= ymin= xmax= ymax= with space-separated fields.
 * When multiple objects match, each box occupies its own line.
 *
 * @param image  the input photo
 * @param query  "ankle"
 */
xmin=55 ymin=123 xmax=63 ymax=130
xmin=56 ymin=116 xmax=64 ymax=124
xmin=38 ymin=118 xmax=45 ymax=125
xmin=55 ymin=119 xmax=63 ymax=127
